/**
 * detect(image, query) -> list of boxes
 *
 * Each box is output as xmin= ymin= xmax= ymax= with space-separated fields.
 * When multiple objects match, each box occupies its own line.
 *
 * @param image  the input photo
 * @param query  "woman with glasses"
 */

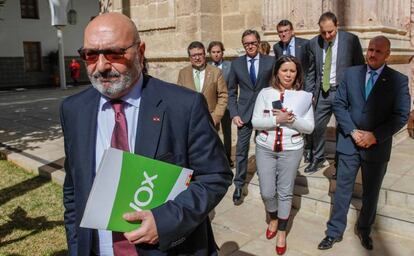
xmin=252 ymin=56 xmax=314 ymax=255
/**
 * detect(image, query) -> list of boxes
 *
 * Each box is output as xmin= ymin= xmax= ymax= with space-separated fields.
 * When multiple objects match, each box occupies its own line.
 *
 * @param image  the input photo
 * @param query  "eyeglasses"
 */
xmin=243 ymin=41 xmax=258 ymax=47
xmin=189 ymin=53 xmax=205 ymax=59
xmin=78 ymin=42 xmax=139 ymax=64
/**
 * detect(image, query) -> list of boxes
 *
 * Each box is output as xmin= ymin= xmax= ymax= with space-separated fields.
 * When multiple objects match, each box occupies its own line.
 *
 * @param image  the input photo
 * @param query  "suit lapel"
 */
xmin=186 ymin=66 xmax=196 ymax=91
xmin=256 ymin=54 xmax=265 ymax=87
xmin=317 ymin=36 xmax=324 ymax=75
xmin=358 ymin=65 xmax=368 ymax=100
xmin=135 ymin=75 xmax=165 ymax=158
xmin=79 ymin=89 xmax=100 ymax=184
xmin=201 ymin=65 xmax=212 ymax=94
xmin=367 ymin=66 xmax=389 ymax=101
xmin=241 ymin=55 xmax=254 ymax=88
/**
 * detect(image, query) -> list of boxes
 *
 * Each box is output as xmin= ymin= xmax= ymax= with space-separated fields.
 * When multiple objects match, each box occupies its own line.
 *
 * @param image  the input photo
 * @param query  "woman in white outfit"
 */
xmin=252 ymin=56 xmax=314 ymax=255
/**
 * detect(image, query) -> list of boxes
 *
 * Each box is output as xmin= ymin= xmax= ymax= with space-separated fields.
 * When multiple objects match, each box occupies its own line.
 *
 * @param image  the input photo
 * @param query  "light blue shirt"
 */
xmin=366 ymin=64 xmax=385 ymax=86
xmin=246 ymin=54 xmax=260 ymax=79
xmin=95 ymin=75 xmax=143 ymax=255
xmin=282 ymin=37 xmax=296 ymax=56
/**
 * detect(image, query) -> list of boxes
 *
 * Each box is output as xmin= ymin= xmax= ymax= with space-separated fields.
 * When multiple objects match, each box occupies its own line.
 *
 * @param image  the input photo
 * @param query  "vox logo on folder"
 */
xmin=80 ymin=148 xmax=193 ymax=232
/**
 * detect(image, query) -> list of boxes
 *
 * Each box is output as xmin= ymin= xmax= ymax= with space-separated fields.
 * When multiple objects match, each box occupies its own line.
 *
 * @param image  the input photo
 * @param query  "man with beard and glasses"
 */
xmin=60 ymin=12 xmax=232 ymax=256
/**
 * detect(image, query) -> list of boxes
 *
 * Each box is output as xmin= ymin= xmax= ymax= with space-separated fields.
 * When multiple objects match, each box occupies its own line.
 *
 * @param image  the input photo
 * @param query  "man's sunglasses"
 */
xmin=78 ymin=42 xmax=139 ymax=63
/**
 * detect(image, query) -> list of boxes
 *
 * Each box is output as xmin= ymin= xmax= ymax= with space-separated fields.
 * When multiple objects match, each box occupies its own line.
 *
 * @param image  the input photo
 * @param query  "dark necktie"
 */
xmin=249 ymin=58 xmax=256 ymax=85
xmin=110 ymin=100 xmax=138 ymax=256
xmin=214 ymin=62 xmax=220 ymax=67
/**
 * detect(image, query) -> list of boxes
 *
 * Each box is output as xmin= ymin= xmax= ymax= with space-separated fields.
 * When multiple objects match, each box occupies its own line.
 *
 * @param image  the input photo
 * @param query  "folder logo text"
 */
xmin=129 ymin=171 xmax=158 ymax=211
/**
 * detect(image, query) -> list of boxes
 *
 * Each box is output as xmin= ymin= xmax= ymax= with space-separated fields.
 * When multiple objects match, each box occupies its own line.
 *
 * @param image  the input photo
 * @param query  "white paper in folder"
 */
xmin=283 ymin=90 xmax=313 ymax=117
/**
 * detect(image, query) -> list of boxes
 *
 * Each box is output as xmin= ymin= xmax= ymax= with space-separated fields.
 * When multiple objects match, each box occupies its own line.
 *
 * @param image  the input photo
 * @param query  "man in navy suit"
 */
xmin=304 ymin=12 xmax=365 ymax=173
xmin=227 ymin=30 xmax=274 ymax=205
xmin=273 ymin=19 xmax=310 ymax=75
xmin=208 ymin=41 xmax=234 ymax=167
xmin=60 ymin=12 xmax=232 ymax=255
xmin=318 ymin=36 xmax=410 ymax=250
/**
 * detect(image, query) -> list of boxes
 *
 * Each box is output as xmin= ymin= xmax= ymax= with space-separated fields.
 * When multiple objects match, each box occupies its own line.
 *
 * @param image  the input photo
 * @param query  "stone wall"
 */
xmin=110 ymin=0 xmax=414 ymax=83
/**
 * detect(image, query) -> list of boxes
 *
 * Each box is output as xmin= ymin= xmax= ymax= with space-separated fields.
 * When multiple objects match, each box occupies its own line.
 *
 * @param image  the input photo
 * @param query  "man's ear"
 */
xmin=138 ymin=41 xmax=146 ymax=57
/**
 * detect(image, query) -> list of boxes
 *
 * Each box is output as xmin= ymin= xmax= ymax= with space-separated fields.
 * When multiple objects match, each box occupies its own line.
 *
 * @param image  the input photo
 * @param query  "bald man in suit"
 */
xmin=177 ymin=41 xmax=228 ymax=128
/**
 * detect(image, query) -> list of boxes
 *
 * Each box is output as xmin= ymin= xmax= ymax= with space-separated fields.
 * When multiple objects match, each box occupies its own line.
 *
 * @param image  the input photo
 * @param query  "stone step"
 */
xmin=291 ymin=184 xmax=414 ymax=239
xmin=295 ymin=164 xmax=414 ymax=211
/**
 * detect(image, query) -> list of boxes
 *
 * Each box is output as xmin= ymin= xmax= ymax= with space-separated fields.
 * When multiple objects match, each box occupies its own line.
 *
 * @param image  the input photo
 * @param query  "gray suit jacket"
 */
xmin=209 ymin=60 xmax=231 ymax=84
xmin=227 ymin=54 xmax=274 ymax=123
xmin=306 ymin=30 xmax=365 ymax=101
xmin=273 ymin=36 xmax=310 ymax=74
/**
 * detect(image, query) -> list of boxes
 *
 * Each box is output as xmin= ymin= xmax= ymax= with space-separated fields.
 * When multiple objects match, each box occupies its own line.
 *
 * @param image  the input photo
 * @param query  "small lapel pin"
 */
xmin=152 ymin=116 xmax=160 ymax=122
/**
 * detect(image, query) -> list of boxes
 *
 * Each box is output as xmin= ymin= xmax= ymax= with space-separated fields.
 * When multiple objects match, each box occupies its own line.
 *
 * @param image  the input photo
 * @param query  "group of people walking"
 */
xmin=61 ymin=10 xmax=410 ymax=256
xmin=175 ymin=10 xmax=411 ymax=255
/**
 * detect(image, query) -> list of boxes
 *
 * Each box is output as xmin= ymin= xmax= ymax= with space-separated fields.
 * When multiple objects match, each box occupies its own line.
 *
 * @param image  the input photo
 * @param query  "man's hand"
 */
xmin=354 ymin=130 xmax=377 ymax=148
xmin=123 ymin=210 xmax=159 ymax=245
xmin=232 ymin=116 xmax=244 ymax=127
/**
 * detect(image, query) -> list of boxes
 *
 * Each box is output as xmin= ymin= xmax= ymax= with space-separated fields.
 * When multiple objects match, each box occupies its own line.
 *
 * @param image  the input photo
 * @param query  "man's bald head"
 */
xmin=82 ymin=12 xmax=145 ymax=99
xmin=370 ymin=36 xmax=391 ymax=50
xmin=366 ymin=35 xmax=391 ymax=70
xmin=85 ymin=12 xmax=140 ymax=47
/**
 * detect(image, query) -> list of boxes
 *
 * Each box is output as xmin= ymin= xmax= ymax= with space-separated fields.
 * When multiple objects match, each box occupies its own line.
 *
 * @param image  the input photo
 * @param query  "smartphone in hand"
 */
xmin=272 ymin=100 xmax=283 ymax=110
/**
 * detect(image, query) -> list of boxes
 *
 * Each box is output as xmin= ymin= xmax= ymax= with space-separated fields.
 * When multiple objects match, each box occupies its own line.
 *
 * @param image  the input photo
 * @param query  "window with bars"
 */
xmin=23 ymin=42 xmax=42 ymax=72
xmin=20 ymin=0 xmax=39 ymax=19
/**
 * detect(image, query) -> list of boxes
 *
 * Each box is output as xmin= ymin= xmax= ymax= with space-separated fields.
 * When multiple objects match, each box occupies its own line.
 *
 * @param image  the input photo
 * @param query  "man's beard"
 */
xmin=89 ymin=61 xmax=140 ymax=98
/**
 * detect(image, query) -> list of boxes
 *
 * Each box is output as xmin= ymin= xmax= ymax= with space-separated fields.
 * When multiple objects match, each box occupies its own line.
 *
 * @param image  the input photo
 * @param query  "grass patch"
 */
xmin=0 ymin=160 xmax=67 ymax=256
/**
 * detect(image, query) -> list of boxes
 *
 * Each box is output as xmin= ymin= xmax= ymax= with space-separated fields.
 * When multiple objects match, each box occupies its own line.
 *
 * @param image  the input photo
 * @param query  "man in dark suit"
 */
xmin=227 ymin=29 xmax=274 ymax=205
xmin=304 ymin=12 xmax=365 ymax=173
xmin=273 ymin=19 xmax=310 ymax=74
xmin=318 ymin=36 xmax=410 ymax=250
xmin=207 ymin=41 xmax=233 ymax=166
xmin=61 ymin=12 xmax=232 ymax=255
xmin=273 ymin=19 xmax=312 ymax=162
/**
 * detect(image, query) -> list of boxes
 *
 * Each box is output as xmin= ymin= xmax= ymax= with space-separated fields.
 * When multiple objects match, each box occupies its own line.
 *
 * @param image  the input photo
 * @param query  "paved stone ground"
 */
xmin=1 ymin=85 xmax=414 ymax=255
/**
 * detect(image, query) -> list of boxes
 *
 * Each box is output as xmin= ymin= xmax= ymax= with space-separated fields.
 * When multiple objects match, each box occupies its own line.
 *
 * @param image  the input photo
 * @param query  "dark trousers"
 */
xmin=221 ymin=109 xmax=232 ymax=162
xmin=312 ymin=89 xmax=336 ymax=160
xmin=233 ymin=121 xmax=253 ymax=188
xmin=326 ymin=153 xmax=388 ymax=238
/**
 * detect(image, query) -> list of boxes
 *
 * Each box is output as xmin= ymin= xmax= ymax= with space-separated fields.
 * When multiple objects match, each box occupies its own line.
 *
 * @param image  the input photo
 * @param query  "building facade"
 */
xmin=0 ymin=0 xmax=99 ymax=88
xmin=108 ymin=0 xmax=414 ymax=85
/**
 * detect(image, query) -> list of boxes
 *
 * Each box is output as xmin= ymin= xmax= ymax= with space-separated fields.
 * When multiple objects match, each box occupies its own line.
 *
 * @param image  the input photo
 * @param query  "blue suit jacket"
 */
xmin=60 ymin=75 xmax=233 ymax=255
xmin=333 ymin=65 xmax=410 ymax=162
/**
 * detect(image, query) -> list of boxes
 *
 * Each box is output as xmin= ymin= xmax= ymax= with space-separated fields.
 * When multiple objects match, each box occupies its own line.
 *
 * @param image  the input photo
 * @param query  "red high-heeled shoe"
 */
xmin=276 ymin=243 xmax=287 ymax=255
xmin=266 ymin=228 xmax=277 ymax=239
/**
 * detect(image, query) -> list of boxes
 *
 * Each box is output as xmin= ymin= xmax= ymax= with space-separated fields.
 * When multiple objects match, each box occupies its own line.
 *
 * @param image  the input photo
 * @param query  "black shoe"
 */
xmin=304 ymin=159 xmax=326 ymax=174
xmin=304 ymin=150 xmax=313 ymax=163
xmin=233 ymin=187 xmax=243 ymax=205
xmin=357 ymin=232 xmax=373 ymax=250
xmin=318 ymin=236 xmax=342 ymax=250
